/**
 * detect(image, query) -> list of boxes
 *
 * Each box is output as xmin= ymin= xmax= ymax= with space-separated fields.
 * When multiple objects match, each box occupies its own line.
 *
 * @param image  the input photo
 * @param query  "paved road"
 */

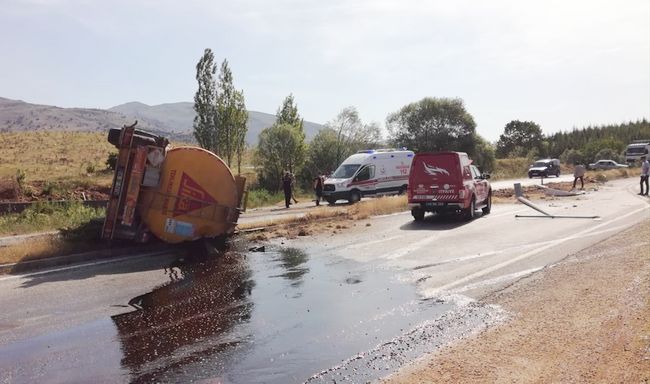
xmin=1 ymin=178 xmax=647 ymax=383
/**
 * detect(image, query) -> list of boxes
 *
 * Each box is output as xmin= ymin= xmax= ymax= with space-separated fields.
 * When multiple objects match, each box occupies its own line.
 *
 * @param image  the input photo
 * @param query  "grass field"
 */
xmin=0 ymin=131 xmax=115 ymax=182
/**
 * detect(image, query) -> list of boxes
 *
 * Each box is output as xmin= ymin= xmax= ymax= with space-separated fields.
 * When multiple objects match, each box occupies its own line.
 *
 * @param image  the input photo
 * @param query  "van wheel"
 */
xmin=349 ymin=190 xmax=361 ymax=204
xmin=398 ymin=185 xmax=407 ymax=195
xmin=482 ymin=192 xmax=492 ymax=214
xmin=412 ymin=208 xmax=424 ymax=221
xmin=464 ymin=197 xmax=476 ymax=220
xmin=326 ymin=198 xmax=337 ymax=205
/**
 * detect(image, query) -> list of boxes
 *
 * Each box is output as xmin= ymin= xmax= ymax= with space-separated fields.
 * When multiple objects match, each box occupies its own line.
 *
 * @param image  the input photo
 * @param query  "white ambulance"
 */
xmin=322 ymin=149 xmax=415 ymax=204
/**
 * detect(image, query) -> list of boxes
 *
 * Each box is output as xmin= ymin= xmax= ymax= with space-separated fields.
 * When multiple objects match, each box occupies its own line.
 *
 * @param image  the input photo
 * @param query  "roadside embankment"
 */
xmin=383 ymin=219 xmax=650 ymax=383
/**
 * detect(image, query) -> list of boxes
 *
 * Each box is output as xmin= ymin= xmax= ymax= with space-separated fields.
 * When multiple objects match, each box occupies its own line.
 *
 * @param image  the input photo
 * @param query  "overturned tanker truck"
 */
xmin=101 ymin=122 xmax=246 ymax=244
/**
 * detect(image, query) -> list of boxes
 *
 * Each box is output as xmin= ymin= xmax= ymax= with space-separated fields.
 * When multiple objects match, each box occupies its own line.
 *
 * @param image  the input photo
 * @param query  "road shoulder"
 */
xmin=383 ymin=219 xmax=650 ymax=383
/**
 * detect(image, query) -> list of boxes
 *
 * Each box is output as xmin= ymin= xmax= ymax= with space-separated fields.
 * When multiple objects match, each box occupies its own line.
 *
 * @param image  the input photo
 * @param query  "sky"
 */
xmin=1 ymin=0 xmax=648 ymax=142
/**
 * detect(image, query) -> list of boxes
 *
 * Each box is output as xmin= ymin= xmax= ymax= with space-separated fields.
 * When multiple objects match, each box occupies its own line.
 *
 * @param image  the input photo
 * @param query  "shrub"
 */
xmin=15 ymin=169 xmax=26 ymax=189
xmin=85 ymin=163 xmax=96 ymax=174
xmin=106 ymin=152 xmax=118 ymax=170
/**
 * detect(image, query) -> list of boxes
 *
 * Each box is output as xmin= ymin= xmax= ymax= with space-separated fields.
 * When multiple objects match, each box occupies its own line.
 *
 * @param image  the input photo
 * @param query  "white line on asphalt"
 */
xmin=451 ymin=267 xmax=544 ymax=293
xmin=423 ymin=205 xmax=649 ymax=296
xmin=0 ymin=251 xmax=168 ymax=283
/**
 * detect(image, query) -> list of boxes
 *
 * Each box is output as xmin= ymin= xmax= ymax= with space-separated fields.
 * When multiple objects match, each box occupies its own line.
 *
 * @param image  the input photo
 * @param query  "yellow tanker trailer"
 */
xmin=102 ymin=122 xmax=246 ymax=244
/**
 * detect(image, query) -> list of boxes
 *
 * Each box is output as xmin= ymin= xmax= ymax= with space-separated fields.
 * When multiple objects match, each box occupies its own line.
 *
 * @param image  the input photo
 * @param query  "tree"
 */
xmin=192 ymin=49 xmax=217 ymax=152
xmin=276 ymin=94 xmax=304 ymax=130
xmin=326 ymin=106 xmax=383 ymax=166
xmin=255 ymin=123 xmax=307 ymax=191
xmin=473 ymin=134 xmax=496 ymax=172
xmin=215 ymin=59 xmax=248 ymax=168
xmin=233 ymin=90 xmax=248 ymax=174
xmin=495 ymin=120 xmax=544 ymax=158
xmin=387 ymin=97 xmax=476 ymax=155
xmin=303 ymin=128 xmax=340 ymax=180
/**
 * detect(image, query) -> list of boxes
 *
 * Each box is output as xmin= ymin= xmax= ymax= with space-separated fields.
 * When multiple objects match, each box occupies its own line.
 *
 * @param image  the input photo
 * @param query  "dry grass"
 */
xmin=0 ymin=131 xmax=115 ymax=181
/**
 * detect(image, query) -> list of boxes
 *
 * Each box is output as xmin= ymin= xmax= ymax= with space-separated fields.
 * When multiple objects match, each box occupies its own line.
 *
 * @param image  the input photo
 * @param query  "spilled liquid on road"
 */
xmin=111 ymin=242 xmax=453 ymax=383
xmin=0 ymin=240 xmax=504 ymax=383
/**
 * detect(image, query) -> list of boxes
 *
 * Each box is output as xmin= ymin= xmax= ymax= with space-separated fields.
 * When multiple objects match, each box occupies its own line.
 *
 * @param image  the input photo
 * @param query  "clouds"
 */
xmin=1 ymin=0 xmax=648 ymax=140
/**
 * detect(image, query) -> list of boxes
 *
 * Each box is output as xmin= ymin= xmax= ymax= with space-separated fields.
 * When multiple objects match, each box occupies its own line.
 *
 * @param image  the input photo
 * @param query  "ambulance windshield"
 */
xmin=332 ymin=164 xmax=360 ymax=179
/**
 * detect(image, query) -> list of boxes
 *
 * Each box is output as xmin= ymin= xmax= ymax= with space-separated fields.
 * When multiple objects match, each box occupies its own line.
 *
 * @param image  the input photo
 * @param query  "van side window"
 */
xmin=355 ymin=165 xmax=375 ymax=181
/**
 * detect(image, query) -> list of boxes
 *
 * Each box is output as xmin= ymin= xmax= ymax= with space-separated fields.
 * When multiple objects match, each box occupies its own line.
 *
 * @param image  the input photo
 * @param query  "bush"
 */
xmin=560 ymin=149 xmax=585 ymax=165
xmin=15 ymin=169 xmax=26 ymax=190
xmin=247 ymin=189 xmax=284 ymax=209
xmin=491 ymin=157 xmax=531 ymax=180
xmin=106 ymin=152 xmax=118 ymax=170
xmin=85 ymin=163 xmax=96 ymax=174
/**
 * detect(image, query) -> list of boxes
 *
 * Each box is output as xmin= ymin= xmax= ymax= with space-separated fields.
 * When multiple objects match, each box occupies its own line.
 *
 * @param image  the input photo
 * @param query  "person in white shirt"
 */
xmin=640 ymin=155 xmax=649 ymax=196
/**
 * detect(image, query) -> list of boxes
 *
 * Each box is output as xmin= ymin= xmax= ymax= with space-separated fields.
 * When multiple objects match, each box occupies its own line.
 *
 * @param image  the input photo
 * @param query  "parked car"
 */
xmin=528 ymin=158 xmax=561 ymax=178
xmin=407 ymin=151 xmax=491 ymax=221
xmin=588 ymin=159 xmax=629 ymax=170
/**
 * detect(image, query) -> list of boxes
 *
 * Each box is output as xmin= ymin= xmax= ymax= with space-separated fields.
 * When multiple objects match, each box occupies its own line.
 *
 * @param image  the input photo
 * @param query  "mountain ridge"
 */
xmin=0 ymin=97 xmax=323 ymax=145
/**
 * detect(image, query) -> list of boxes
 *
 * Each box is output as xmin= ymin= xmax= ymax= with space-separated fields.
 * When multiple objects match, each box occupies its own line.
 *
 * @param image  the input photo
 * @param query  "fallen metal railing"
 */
xmin=513 ymin=183 xmax=599 ymax=219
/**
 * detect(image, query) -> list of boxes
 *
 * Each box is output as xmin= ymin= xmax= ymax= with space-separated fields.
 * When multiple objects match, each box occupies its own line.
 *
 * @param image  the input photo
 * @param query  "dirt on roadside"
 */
xmin=383 ymin=219 xmax=650 ymax=383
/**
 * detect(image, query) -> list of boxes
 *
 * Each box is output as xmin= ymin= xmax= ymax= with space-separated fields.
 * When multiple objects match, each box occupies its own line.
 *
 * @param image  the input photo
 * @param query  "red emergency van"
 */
xmin=407 ymin=152 xmax=491 ymax=221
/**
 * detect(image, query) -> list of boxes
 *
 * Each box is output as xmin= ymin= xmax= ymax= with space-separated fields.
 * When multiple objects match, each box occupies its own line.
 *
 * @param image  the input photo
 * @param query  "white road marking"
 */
xmin=423 ymin=205 xmax=649 ymax=296
xmin=450 ymin=267 xmax=544 ymax=293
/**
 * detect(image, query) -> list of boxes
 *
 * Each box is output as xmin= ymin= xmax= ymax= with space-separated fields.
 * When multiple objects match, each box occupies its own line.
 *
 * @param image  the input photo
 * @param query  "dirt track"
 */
xmin=384 ymin=219 xmax=650 ymax=383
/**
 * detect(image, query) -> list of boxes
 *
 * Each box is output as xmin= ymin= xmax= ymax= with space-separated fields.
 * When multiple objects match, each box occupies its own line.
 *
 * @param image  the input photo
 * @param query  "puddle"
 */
xmin=0 ymin=242 xmax=494 ymax=383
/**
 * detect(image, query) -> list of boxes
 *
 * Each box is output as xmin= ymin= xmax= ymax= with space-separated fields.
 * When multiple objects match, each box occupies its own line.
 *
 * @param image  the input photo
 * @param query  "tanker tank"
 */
xmin=102 ymin=122 xmax=246 ymax=243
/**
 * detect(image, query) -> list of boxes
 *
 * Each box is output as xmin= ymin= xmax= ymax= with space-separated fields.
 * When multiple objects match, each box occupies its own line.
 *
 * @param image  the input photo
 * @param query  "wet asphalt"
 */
xmin=0 ymin=239 xmax=500 ymax=384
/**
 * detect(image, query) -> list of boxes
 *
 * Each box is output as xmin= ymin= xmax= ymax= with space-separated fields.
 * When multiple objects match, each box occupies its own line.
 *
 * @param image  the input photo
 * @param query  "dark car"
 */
xmin=528 ymin=158 xmax=561 ymax=178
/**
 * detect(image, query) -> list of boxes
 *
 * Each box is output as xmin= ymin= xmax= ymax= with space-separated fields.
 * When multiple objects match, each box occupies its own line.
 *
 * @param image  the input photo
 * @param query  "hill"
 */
xmin=109 ymin=101 xmax=323 ymax=145
xmin=0 ymin=97 xmax=323 ymax=145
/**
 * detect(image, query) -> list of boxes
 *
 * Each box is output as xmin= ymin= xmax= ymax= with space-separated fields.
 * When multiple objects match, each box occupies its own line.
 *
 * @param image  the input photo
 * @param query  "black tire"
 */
xmin=398 ymin=185 xmax=407 ymax=195
xmin=326 ymin=198 xmax=337 ymax=205
xmin=348 ymin=190 xmax=361 ymax=204
xmin=482 ymin=192 xmax=492 ymax=214
xmin=412 ymin=208 xmax=425 ymax=221
xmin=464 ymin=197 xmax=476 ymax=221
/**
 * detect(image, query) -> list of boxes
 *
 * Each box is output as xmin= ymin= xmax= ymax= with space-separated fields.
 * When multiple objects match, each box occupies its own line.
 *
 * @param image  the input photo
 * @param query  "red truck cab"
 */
xmin=408 ymin=152 xmax=491 ymax=221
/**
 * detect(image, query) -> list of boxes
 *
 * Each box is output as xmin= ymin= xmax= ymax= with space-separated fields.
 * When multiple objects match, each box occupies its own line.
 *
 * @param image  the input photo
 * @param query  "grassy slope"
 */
xmin=0 ymin=131 xmax=115 ymax=183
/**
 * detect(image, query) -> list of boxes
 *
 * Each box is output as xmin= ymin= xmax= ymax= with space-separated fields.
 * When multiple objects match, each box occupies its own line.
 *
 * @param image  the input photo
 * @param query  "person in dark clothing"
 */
xmin=282 ymin=172 xmax=293 ymax=208
xmin=313 ymin=172 xmax=324 ymax=206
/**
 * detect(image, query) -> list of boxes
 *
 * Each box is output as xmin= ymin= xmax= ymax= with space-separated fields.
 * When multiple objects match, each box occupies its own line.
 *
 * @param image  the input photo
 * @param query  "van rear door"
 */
xmin=409 ymin=153 xmax=462 ymax=201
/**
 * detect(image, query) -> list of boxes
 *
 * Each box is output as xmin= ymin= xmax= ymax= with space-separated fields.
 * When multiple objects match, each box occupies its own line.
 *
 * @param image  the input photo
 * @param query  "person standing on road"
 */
xmin=282 ymin=172 xmax=293 ymax=208
xmin=313 ymin=171 xmax=324 ymax=206
xmin=640 ymin=155 xmax=649 ymax=196
xmin=572 ymin=164 xmax=586 ymax=190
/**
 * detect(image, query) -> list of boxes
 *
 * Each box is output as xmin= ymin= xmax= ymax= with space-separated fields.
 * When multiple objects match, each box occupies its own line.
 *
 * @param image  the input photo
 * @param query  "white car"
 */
xmin=588 ymin=160 xmax=629 ymax=170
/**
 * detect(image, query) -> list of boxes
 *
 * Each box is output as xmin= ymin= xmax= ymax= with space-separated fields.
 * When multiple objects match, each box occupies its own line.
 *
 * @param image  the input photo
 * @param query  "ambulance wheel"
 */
xmin=326 ymin=198 xmax=337 ymax=205
xmin=349 ymin=190 xmax=361 ymax=204
xmin=412 ymin=208 xmax=425 ymax=221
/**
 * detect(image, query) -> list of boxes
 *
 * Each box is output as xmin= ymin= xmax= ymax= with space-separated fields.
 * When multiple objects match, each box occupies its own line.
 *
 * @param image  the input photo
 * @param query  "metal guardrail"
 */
xmin=0 ymin=200 xmax=109 ymax=215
